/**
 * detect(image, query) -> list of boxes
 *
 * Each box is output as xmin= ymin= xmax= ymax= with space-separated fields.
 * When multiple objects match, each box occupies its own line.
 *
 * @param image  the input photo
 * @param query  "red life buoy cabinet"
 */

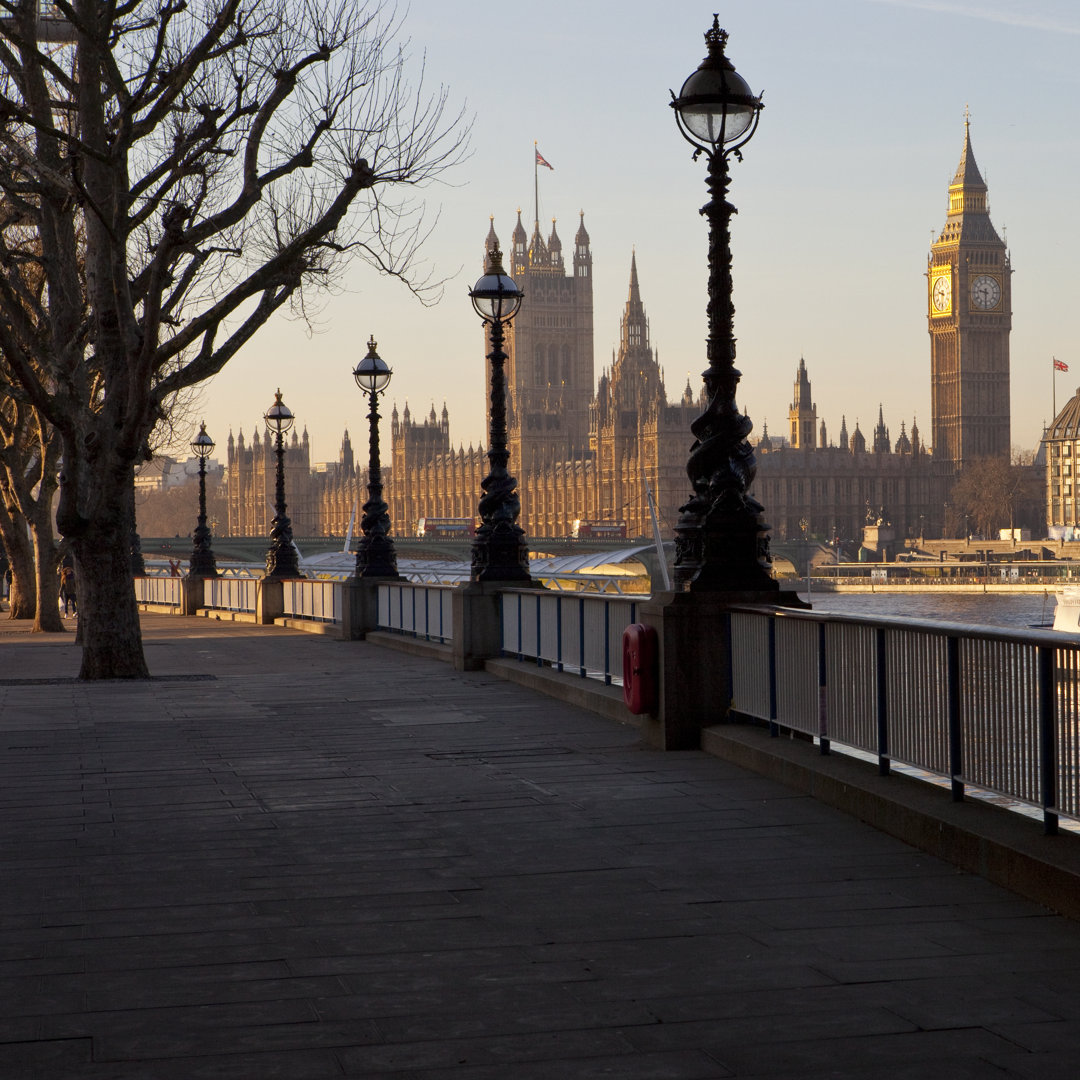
xmin=622 ymin=622 xmax=658 ymax=714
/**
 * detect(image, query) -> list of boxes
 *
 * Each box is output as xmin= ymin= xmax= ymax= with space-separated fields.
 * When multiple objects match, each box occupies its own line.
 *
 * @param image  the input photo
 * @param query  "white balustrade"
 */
xmin=283 ymin=580 xmax=341 ymax=623
xmin=501 ymin=591 xmax=639 ymax=685
xmin=377 ymin=583 xmax=454 ymax=643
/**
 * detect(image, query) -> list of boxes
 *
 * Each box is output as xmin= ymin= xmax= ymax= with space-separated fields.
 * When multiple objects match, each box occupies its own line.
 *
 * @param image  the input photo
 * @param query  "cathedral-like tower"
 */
xmin=489 ymin=209 xmax=594 ymax=474
xmin=590 ymin=253 xmax=697 ymax=536
xmin=788 ymin=357 xmax=817 ymax=449
xmin=928 ymin=117 xmax=1012 ymax=468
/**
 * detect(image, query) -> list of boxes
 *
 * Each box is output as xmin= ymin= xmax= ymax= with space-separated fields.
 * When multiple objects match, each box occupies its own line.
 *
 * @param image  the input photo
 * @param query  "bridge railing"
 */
xmin=501 ymin=590 xmax=639 ymax=685
xmin=204 ymin=576 xmax=258 ymax=614
xmin=729 ymin=605 xmax=1080 ymax=832
xmin=283 ymin=580 xmax=341 ymax=624
xmin=133 ymin=576 xmax=184 ymax=607
xmin=377 ymin=582 xmax=454 ymax=643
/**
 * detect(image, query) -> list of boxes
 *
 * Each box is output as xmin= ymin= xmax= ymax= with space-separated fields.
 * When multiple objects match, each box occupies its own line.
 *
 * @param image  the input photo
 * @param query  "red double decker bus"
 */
xmin=571 ymin=520 xmax=627 ymax=540
xmin=416 ymin=517 xmax=476 ymax=539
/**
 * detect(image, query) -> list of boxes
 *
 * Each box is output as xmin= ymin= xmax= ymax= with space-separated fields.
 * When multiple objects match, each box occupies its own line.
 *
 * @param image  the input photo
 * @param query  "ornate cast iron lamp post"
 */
xmin=188 ymin=422 xmax=219 ymax=577
xmin=263 ymin=389 xmax=301 ymax=580
xmin=670 ymin=17 xmax=777 ymax=593
xmin=352 ymin=336 xmax=402 ymax=579
xmin=469 ymin=243 xmax=530 ymax=582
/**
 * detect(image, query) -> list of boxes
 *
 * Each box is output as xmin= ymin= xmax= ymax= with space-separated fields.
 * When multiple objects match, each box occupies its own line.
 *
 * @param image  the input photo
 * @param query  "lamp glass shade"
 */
xmin=470 ymin=271 xmax=522 ymax=322
xmin=264 ymin=390 xmax=294 ymax=435
xmin=191 ymin=422 xmax=215 ymax=459
xmin=675 ymin=66 xmax=758 ymax=148
xmin=353 ymin=338 xmax=392 ymax=393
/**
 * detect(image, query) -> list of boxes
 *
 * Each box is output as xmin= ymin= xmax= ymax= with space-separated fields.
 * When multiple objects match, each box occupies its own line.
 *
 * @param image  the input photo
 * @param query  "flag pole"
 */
xmin=1053 ymin=357 xmax=1057 ymax=424
xmin=533 ymin=140 xmax=539 ymax=230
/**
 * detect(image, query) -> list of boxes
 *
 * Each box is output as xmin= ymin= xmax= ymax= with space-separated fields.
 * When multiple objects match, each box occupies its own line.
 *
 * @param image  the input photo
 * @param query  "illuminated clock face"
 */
xmin=971 ymin=274 xmax=1002 ymax=310
xmin=932 ymin=275 xmax=952 ymax=313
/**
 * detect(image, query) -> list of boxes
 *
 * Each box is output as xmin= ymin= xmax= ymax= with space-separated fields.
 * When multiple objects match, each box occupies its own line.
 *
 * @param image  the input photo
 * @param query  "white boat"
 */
xmin=1052 ymin=587 xmax=1080 ymax=632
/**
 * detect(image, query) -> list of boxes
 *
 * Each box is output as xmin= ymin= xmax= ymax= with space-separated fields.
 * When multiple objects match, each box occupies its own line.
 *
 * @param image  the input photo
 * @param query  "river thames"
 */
xmin=793 ymin=589 xmax=1059 ymax=631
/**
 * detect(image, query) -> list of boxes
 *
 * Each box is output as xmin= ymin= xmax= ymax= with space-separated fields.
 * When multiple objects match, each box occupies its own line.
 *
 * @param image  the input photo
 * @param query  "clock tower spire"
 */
xmin=928 ymin=115 xmax=1011 ymax=470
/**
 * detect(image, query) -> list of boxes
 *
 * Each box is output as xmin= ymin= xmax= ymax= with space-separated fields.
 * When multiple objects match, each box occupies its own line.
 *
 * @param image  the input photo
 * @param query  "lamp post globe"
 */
xmin=263 ymin=389 xmax=301 ymax=580
xmin=188 ymin=422 xmax=219 ymax=578
xmin=670 ymin=17 xmax=777 ymax=593
xmin=352 ymin=336 xmax=402 ymax=579
xmin=469 ymin=241 xmax=530 ymax=583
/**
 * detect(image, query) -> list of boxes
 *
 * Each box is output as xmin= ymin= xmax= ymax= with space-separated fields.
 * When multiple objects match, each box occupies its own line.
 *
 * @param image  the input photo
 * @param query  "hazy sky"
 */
xmin=188 ymin=0 xmax=1080 ymax=467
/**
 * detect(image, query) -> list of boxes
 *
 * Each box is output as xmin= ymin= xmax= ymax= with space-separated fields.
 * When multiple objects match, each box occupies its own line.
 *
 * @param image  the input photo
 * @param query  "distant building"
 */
xmin=752 ymin=362 xmax=942 ymax=541
xmin=928 ymin=117 xmax=1012 ymax=467
xmin=385 ymin=216 xmax=700 ymax=539
xmin=1045 ymin=391 xmax=1080 ymax=538
xmin=135 ymin=455 xmax=223 ymax=493
xmin=220 ymin=123 xmax=1026 ymax=546
xmin=226 ymin=426 xmax=330 ymax=538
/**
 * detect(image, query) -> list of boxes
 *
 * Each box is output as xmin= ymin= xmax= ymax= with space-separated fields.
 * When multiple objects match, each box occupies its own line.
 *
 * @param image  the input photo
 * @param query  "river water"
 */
xmin=792 ymin=589 xmax=1059 ymax=632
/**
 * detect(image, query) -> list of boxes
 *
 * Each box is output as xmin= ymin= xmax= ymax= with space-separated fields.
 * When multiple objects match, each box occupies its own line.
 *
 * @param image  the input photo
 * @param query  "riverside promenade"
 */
xmin=2 ymin=613 xmax=1080 ymax=1078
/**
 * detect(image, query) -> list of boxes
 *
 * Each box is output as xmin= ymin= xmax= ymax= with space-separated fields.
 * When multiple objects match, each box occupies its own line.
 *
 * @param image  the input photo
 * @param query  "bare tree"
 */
xmin=135 ymin=468 xmax=225 ymax=539
xmin=951 ymin=455 xmax=1042 ymax=540
xmin=0 ymin=395 xmax=64 ymax=629
xmin=0 ymin=0 xmax=468 ymax=677
xmin=0 ymin=464 xmax=34 ymax=617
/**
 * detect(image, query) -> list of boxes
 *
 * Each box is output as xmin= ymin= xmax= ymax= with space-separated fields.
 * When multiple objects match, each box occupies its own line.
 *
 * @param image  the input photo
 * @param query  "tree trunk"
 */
xmin=73 ymin=527 xmax=148 ymax=678
xmin=3 ymin=530 xmax=35 ymax=620
xmin=31 ymin=521 xmax=64 ymax=633
xmin=63 ymin=460 xmax=149 ymax=678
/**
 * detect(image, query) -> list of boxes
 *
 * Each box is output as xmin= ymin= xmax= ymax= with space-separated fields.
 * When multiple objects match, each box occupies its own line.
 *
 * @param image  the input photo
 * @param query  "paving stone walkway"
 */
xmin=1 ymin=612 xmax=1079 ymax=1078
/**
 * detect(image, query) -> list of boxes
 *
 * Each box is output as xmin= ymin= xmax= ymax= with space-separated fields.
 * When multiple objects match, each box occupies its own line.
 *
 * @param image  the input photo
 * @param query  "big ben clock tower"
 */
xmin=928 ymin=116 xmax=1012 ymax=470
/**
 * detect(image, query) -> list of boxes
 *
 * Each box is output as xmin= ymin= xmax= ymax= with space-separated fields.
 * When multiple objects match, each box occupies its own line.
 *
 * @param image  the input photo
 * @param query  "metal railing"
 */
xmin=133 ymin=576 xmax=184 ymax=607
xmin=204 ymin=576 xmax=258 ymax=615
xmin=377 ymin=582 xmax=454 ymax=643
xmin=501 ymin=590 xmax=639 ymax=685
xmin=729 ymin=605 xmax=1080 ymax=833
xmin=283 ymin=580 xmax=341 ymax=624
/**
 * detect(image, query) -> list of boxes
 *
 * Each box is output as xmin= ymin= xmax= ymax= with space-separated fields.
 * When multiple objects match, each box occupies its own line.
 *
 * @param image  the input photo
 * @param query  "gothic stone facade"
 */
xmin=928 ymin=119 xmax=1012 ymax=468
xmin=227 ymin=426 xmax=365 ymax=539
xmin=752 ymin=360 xmax=944 ymax=542
xmin=224 ymin=126 xmax=1011 ymax=545
xmin=386 ymin=231 xmax=697 ymax=540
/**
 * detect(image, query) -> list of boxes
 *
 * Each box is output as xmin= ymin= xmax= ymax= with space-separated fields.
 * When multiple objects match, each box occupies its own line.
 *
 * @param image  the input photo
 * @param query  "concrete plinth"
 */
xmin=451 ymin=579 xmax=543 ymax=672
xmin=639 ymin=588 xmax=806 ymax=751
xmin=451 ymin=582 xmax=504 ymax=672
xmin=341 ymin=577 xmax=397 ymax=640
xmin=256 ymin=578 xmax=284 ymax=625
xmin=182 ymin=575 xmax=207 ymax=616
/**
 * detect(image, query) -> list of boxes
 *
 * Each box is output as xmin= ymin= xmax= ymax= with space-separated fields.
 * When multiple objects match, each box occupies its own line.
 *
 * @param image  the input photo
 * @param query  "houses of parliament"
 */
xmin=226 ymin=123 xmax=1013 ymax=545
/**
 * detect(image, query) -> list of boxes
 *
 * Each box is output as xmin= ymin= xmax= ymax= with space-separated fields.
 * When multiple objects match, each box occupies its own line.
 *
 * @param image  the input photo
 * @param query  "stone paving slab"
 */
xmin=1 ymin=613 xmax=1080 ymax=1076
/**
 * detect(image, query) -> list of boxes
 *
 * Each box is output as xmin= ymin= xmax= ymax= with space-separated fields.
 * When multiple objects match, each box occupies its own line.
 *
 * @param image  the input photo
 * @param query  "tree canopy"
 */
xmin=0 ymin=0 xmax=468 ymax=676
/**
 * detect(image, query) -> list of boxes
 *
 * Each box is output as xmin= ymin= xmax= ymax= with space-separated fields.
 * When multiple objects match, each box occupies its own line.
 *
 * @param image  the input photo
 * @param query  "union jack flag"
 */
xmin=535 ymin=148 xmax=554 ymax=170
xmin=1054 ymin=358 xmax=1069 ymax=372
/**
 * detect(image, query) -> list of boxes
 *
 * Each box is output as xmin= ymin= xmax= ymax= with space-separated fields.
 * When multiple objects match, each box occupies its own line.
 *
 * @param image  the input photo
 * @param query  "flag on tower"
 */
xmin=535 ymin=148 xmax=554 ymax=170
xmin=1055 ymin=358 xmax=1069 ymax=372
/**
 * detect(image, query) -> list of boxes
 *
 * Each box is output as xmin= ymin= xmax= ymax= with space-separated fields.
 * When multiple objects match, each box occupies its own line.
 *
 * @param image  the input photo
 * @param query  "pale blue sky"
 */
xmin=194 ymin=0 xmax=1080 ymax=467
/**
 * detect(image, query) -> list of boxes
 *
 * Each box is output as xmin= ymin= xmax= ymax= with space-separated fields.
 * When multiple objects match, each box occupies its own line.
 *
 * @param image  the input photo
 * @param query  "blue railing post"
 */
xmin=947 ymin=635 xmax=964 ymax=802
xmin=578 ymin=597 xmax=586 ymax=678
xmin=876 ymin=626 xmax=890 ymax=776
xmin=1038 ymin=644 xmax=1059 ymax=836
xmin=818 ymin=621 xmax=829 ymax=755
xmin=767 ymin=616 xmax=779 ymax=737
xmin=556 ymin=596 xmax=563 ymax=672
xmin=604 ymin=602 xmax=612 ymax=686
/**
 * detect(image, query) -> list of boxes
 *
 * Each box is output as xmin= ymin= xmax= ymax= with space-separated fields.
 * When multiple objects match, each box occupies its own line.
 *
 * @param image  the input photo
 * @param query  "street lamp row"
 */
xmin=190 ymin=17 xmax=776 ymax=596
